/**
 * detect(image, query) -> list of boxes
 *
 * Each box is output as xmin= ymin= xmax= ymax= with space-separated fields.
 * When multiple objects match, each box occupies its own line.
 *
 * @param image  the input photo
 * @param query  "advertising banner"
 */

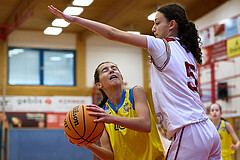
xmin=0 ymin=96 xmax=92 ymax=112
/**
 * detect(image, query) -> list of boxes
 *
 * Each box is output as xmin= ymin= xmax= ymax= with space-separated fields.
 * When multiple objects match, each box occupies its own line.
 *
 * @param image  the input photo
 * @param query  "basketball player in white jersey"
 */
xmin=49 ymin=3 xmax=221 ymax=159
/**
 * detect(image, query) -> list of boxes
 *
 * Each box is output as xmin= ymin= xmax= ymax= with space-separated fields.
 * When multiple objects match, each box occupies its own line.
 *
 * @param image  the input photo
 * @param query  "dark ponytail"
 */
xmin=98 ymin=90 xmax=108 ymax=108
xmin=158 ymin=4 xmax=203 ymax=64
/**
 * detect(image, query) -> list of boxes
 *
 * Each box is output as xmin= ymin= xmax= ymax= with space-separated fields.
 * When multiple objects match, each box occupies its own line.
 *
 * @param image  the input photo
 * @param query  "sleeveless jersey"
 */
xmin=103 ymin=87 xmax=164 ymax=160
xmin=147 ymin=35 xmax=208 ymax=139
xmin=217 ymin=120 xmax=234 ymax=156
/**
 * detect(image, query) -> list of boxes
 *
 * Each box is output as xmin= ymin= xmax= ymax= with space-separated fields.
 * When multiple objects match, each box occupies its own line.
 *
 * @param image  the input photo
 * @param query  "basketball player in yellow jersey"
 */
xmin=103 ymin=87 xmax=163 ymax=160
xmin=209 ymin=103 xmax=240 ymax=160
xmin=218 ymin=119 xmax=235 ymax=159
xmin=82 ymin=62 xmax=164 ymax=160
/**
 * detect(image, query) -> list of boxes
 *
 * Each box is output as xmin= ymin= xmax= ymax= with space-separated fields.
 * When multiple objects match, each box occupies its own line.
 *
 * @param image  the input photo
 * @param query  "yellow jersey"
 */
xmin=103 ymin=87 xmax=165 ymax=160
xmin=217 ymin=120 xmax=234 ymax=157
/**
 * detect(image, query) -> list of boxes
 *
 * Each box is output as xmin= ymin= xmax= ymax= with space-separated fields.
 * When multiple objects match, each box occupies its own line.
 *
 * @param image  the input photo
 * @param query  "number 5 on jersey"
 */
xmin=185 ymin=62 xmax=198 ymax=92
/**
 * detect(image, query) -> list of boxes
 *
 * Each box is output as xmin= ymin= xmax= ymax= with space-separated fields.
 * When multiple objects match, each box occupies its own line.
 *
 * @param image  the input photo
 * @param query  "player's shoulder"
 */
xmin=131 ymin=85 xmax=144 ymax=92
xmin=130 ymin=86 xmax=146 ymax=99
xmin=147 ymin=35 xmax=164 ymax=44
xmin=225 ymin=121 xmax=233 ymax=128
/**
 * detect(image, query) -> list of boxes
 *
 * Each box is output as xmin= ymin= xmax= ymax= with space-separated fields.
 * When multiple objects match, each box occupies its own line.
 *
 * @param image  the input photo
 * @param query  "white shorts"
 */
xmin=166 ymin=118 xmax=221 ymax=160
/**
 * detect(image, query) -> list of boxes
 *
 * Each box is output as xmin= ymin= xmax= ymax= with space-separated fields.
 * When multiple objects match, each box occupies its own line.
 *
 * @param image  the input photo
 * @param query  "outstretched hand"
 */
xmin=48 ymin=5 xmax=75 ymax=23
xmin=86 ymin=104 xmax=114 ymax=124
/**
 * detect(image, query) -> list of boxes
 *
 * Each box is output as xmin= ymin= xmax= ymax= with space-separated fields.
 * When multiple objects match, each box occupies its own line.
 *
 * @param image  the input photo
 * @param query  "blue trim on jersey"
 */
xmin=102 ymin=104 xmax=106 ymax=110
xmin=217 ymin=120 xmax=221 ymax=131
xmin=224 ymin=121 xmax=230 ymax=134
xmin=107 ymin=89 xmax=126 ymax=113
xmin=129 ymin=86 xmax=137 ymax=110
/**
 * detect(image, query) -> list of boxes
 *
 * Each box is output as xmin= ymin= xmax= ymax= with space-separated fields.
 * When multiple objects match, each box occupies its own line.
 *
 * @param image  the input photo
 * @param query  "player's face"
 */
xmin=97 ymin=63 xmax=123 ymax=89
xmin=152 ymin=12 xmax=171 ymax=38
xmin=209 ymin=104 xmax=221 ymax=120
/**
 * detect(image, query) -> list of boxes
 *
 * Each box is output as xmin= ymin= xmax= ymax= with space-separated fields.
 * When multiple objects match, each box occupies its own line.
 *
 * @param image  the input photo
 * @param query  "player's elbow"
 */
xmin=143 ymin=121 xmax=151 ymax=133
xmin=145 ymin=127 xmax=151 ymax=133
xmin=106 ymin=28 xmax=122 ymax=41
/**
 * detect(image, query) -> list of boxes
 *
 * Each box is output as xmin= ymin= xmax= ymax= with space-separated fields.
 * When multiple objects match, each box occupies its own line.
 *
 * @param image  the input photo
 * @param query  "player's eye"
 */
xmin=112 ymin=66 xmax=118 ymax=70
xmin=102 ymin=68 xmax=108 ymax=73
xmin=154 ymin=21 xmax=160 ymax=25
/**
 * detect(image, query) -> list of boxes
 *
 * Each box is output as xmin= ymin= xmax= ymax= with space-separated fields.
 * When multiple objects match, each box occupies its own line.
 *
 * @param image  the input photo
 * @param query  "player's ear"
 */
xmin=169 ymin=20 xmax=177 ymax=30
xmin=96 ymin=82 xmax=102 ymax=89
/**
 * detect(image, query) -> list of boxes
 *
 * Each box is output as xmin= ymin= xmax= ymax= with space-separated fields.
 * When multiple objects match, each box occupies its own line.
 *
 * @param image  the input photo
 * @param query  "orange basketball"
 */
xmin=64 ymin=105 xmax=104 ymax=145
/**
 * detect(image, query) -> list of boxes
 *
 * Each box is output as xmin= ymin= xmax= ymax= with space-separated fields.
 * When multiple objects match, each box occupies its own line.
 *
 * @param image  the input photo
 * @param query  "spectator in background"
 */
xmin=38 ymin=120 xmax=45 ymax=128
xmin=209 ymin=103 xmax=240 ymax=160
xmin=11 ymin=116 xmax=22 ymax=128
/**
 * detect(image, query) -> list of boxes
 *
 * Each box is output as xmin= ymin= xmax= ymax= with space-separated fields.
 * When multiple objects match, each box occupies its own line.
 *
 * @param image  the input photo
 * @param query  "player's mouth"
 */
xmin=110 ymin=75 xmax=118 ymax=80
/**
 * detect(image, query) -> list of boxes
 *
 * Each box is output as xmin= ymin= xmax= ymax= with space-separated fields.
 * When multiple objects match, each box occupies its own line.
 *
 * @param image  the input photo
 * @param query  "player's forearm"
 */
xmin=85 ymin=143 xmax=114 ymax=160
xmin=72 ymin=16 xmax=121 ymax=40
xmin=232 ymin=133 xmax=240 ymax=147
xmin=113 ymin=115 xmax=151 ymax=133
xmin=235 ymin=141 xmax=240 ymax=148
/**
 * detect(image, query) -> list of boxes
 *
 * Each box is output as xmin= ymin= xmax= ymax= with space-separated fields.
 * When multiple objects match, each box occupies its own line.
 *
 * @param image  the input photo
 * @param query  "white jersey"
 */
xmin=147 ymin=35 xmax=208 ymax=139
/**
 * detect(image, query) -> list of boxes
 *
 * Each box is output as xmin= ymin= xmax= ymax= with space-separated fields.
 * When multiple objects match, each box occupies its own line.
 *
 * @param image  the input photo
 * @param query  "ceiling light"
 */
xmin=52 ymin=19 xmax=70 ymax=27
xmin=44 ymin=27 xmax=62 ymax=35
xmin=72 ymin=0 xmax=94 ymax=6
xmin=148 ymin=12 xmax=156 ymax=21
xmin=127 ymin=31 xmax=140 ymax=35
xmin=63 ymin=7 xmax=84 ymax=15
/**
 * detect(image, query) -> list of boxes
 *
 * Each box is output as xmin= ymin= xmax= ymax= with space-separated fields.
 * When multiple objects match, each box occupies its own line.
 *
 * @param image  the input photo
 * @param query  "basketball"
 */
xmin=64 ymin=105 xmax=104 ymax=146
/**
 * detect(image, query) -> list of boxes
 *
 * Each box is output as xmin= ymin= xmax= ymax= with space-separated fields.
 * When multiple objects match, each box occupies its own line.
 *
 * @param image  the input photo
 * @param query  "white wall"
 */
xmin=86 ymin=35 xmax=143 ymax=88
xmin=8 ymin=30 xmax=76 ymax=50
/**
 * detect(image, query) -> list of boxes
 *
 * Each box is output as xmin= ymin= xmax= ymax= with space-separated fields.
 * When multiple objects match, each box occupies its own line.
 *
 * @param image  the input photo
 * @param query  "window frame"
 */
xmin=8 ymin=47 xmax=76 ymax=86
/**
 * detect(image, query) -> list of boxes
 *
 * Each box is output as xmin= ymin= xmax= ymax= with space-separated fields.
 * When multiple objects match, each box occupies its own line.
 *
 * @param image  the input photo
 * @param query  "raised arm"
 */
xmin=48 ymin=5 xmax=148 ymax=49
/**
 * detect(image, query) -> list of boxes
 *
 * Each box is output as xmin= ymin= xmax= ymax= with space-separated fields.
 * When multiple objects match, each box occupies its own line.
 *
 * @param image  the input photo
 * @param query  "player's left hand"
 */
xmin=86 ymin=104 xmax=114 ymax=124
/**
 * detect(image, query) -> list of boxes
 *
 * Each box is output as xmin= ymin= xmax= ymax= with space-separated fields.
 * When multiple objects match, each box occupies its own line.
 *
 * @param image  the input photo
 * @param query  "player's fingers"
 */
xmin=86 ymin=104 xmax=98 ymax=108
xmin=48 ymin=5 xmax=55 ymax=11
xmin=48 ymin=6 xmax=53 ymax=12
xmin=231 ymin=145 xmax=237 ymax=150
xmin=88 ymin=112 xmax=105 ymax=118
xmin=93 ymin=117 xmax=104 ymax=123
xmin=48 ymin=5 xmax=62 ymax=16
xmin=86 ymin=106 xmax=102 ymax=112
